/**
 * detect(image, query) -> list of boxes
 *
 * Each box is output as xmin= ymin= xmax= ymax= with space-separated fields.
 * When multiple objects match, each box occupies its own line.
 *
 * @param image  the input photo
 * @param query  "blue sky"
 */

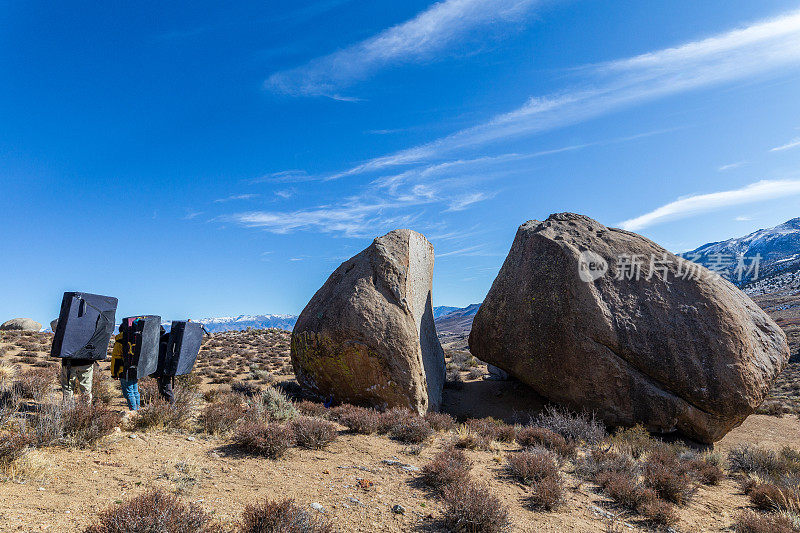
xmin=3 ymin=0 xmax=800 ymax=324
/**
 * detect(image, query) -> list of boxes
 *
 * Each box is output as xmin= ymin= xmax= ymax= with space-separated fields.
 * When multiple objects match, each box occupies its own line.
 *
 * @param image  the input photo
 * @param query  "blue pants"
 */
xmin=120 ymin=379 xmax=140 ymax=410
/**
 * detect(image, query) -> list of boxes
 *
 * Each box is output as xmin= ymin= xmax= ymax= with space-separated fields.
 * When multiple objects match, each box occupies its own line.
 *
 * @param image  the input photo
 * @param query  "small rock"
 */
xmin=186 ymin=436 xmax=196 ymax=442
xmin=391 ymin=504 xmax=405 ymax=515
xmin=310 ymin=502 xmax=324 ymax=513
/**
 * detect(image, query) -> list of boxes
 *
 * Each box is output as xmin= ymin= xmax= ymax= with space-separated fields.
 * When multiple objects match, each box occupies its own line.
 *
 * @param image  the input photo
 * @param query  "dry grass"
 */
xmin=734 ymin=511 xmax=800 ymax=533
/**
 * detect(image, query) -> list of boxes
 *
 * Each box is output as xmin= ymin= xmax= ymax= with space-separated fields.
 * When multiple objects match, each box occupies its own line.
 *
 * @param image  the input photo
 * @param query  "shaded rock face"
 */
xmin=469 ymin=213 xmax=790 ymax=443
xmin=0 ymin=318 xmax=42 ymax=331
xmin=291 ymin=229 xmax=445 ymax=413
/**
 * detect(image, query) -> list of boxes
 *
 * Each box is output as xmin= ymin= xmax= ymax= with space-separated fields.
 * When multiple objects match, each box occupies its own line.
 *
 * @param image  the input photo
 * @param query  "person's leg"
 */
xmin=61 ymin=363 xmax=74 ymax=403
xmin=120 ymin=378 xmax=134 ymax=410
xmin=158 ymin=376 xmax=174 ymax=403
xmin=131 ymin=381 xmax=140 ymax=410
xmin=74 ymin=364 xmax=94 ymax=403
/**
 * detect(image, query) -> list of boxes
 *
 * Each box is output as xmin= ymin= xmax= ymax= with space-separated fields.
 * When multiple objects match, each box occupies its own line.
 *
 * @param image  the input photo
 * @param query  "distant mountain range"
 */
xmin=686 ymin=217 xmax=800 ymax=294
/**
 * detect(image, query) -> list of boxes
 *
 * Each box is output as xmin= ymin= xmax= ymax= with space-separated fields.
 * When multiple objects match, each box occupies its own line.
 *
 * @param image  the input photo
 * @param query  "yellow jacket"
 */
xmin=111 ymin=333 xmax=125 ymax=379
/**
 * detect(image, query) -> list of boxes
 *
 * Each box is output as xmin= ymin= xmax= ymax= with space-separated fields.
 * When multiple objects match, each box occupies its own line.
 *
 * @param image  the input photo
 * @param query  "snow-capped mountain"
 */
xmin=177 ymin=314 xmax=298 ymax=333
xmin=686 ymin=217 xmax=800 ymax=288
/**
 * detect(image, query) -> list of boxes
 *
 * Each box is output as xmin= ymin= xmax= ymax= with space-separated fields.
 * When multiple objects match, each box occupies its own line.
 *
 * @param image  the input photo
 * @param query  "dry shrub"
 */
xmin=453 ymin=425 xmax=491 ymax=451
xmin=234 ymin=421 xmax=294 ymax=459
xmin=608 ymin=425 xmax=656 ymax=458
xmin=231 ymin=381 xmax=261 ymax=397
xmin=466 ymin=417 xmax=516 ymax=443
xmin=424 ymin=411 xmax=456 ymax=432
xmin=91 ymin=365 xmax=115 ymax=405
xmin=728 ymin=445 xmax=800 ymax=479
xmin=686 ymin=456 xmax=724 ymax=485
xmin=516 ymin=426 xmax=575 ymax=458
xmin=176 ymin=373 xmax=203 ymax=391
xmin=442 ymin=481 xmax=510 ymax=533
xmin=0 ymin=386 xmax=21 ymax=427
xmin=0 ymin=427 xmax=32 ymax=470
xmin=296 ymin=401 xmax=330 ymax=419
xmin=575 ymin=446 xmax=638 ymax=482
xmin=421 ymin=447 xmax=472 ymax=491
xmin=0 ymin=362 xmax=18 ymax=390
xmin=238 ymin=498 xmax=332 ymax=533
xmin=17 ymin=366 xmax=56 ymax=401
xmin=84 ymin=489 xmax=220 ymax=533
xmin=136 ymin=387 xmax=199 ymax=430
xmin=291 ymin=417 xmax=338 ymax=450
xmin=734 ymin=511 xmax=800 ymax=533
xmin=506 ymin=447 xmax=559 ymax=485
xmin=640 ymin=499 xmax=679 ymax=527
xmin=201 ymin=395 xmax=246 ymax=434
xmin=389 ymin=416 xmax=433 ymax=444
xmin=378 ymin=407 xmax=415 ymax=434
xmin=747 ymin=482 xmax=800 ymax=513
xmin=335 ymin=405 xmax=381 ymax=435
xmin=530 ymin=474 xmax=564 ymax=511
xmin=63 ymin=401 xmax=121 ymax=447
xmin=533 ymin=405 xmax=606 ymax=444
xmin=597 ymin=471 xmax=658 ymax=511
xmin=642 ymin=451 xmax=696 ymax=505
xmin=138 ymin=378 xmax=160 ymax=405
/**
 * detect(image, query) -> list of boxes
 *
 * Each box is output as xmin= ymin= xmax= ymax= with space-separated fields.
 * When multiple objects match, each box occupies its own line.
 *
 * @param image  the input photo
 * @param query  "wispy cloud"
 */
xmin=438 ymin=244 xmax=501 ymax=257
xmin=770 ymin=137 xmax=800 ymax=152
xmin=214 ymin=193 xmax=258 ymax=203
xmin=183 ymin=211 xmax=204 ymax=220
xmin=719 ymin=161 xmax=746 ymax=171
xmin=445 ymin=192 xmax=493 ymax=211
xmin=274 ymin=189 xmax=294 ymax=199
xmin=735 ymin=215 xmax=754 ymax=221
xmin=266 ymin=0 xmax=542 ymax=97
xmin=327 ymin=9 xmax=800 ymax=178
xmin=618 ymin=179 xmax=800 ymax=231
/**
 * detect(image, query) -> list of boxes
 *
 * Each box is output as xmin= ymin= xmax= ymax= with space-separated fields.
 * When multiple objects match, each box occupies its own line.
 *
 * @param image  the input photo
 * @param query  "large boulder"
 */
xmin=469 ymin=213 xmax=790 ymax=443
xmin=0 ymin=318 xmax=42 ymax=331
xmin=291 ymin=229 xmax=445 ymax=413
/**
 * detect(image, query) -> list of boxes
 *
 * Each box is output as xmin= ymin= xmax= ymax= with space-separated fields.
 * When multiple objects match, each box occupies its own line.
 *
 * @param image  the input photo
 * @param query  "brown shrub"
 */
xmin=91 ymin=367 xmax=115 ymax=405
xmin=84 ymin=489 xmax=220 ymax=533
xmin=598 ymin=471 xmax=658 ymax=512
xmin=389 ymin=416 xmax=433 ymax=444
xmin=335 ymin=405 xmax=381 ymax=435
xmin=291 ymin=417 xmax=338 ymax=450
xmin=424 ymin=411 xmax=456 ymax=432
xmin=0 ymin=428 xmax=32 ymax=468
xmin=234 ymin=421 xmax=294 ymax=459
xmin=136 ymin=387 xmax=199 ymax=430
xmin=642 ymin=452 xmax=696 ymax=505
xmin=734 ymin=511 xmax=800 ymax=533
xmin=201 ymin=395 xmax=246 ymax=434
xmin=17 ymin=367 xmax=56 ymax=401
xmin=63 ymin=401 xmax=121 ymax=447
xmin=466 ymin=417 xmax=516 ymax=443
xmin=533 ymin=405 xmax=606 ymax=444
xmin=530 ymin=474 xmax=564 ymax=511
xmin=421 ymin=447 xmax=472 ymax=491
xmin=442 ymin=481 xmax=510 ymax=533
xmin=378 ymin=407 xmax=415 ymax=434
xmin=238 ymin=498 xmax=332 ymax=533
xmin=747 ymin=482 xmax=800 ymax=512
xmin=231 ymin=381 xmax=261 ymax=397
xmin=506 ymin=447 xmax=559 ymax=485
xmin=640 ymin=499 xmax=679 ymax=527
xmin=296 ymin=401 xmax=330 ymax=419
xmin=453 ymin=426 xmax=491 ymax=451
xmin=608 ymin=425 xmax=656 ymax=458
xmin=686 ymin=457 xmax=724 ymax=485
xmin=515 ymin=426 xmax=575 ymax=458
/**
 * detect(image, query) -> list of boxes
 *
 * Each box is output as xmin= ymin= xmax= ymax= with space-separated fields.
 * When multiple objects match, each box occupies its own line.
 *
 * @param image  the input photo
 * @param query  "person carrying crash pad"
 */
xmin=154 ymin=326 xmax=174 ymax=403
xmin=61 ymin=355 xmax=95 ymax=403
xmin=111 ymin=319 xmax=141 ymax=410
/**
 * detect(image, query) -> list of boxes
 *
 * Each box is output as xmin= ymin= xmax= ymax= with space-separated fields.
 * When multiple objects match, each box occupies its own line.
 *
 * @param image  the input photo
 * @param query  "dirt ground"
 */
xmin=2 ymin=330 xmax=800 ymax=532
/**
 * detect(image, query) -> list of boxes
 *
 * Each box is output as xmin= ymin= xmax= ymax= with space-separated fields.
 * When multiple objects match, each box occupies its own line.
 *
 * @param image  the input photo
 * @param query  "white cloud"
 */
xmin=274 ymin=189 xmax=294 ymax=199
xmin=445 ymin=192 xmax=493 ymax=211
xmin=618 ymin=179 xmax=800 ymax=231
xmin=266 ymin=0 xmax=542 ymax=97
xmin=735 ymin=215 xmax=754 ymax=221
xmin=719 ymin=161 xmax=746 ymax=171
xmin=328 ymin=9 xmax=800 ymax=178
xmin=214 ymin=194 xmax=258 ymax=203
xmin=770 ymin=137 xmax=800 ymax=152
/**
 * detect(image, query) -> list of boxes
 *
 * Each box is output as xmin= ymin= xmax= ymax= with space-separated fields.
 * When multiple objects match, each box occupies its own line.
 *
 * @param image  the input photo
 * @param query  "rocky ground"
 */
xmin=1 ymin=324 xmax=800 ymax=532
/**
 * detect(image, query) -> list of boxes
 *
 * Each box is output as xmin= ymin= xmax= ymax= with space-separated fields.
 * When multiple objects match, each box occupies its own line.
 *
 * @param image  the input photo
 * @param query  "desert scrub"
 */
xmin=231 ymin=380 xmax=261 ymax=397
xmin=0 ymin=427 xmax=33 ymax=474
xmin=442 ymin=481 xmax=510 ymax=533
xmin=421 ymin=447 xmax=472 ymax=491
xmin=533 ymin=405 xmax=606 ymax=444
xmin=136 ymin=386 xmax=199 ymax=431
xmin=389 ymin=416 xmax=433 ymax=444
xmin=465 ymin=417 xmax=516 ymax=443
xmin=91 ymin=366 xmax=115 ymax=405
xmin=84 ymin=489 xmax=221 ymax=533
xmin=424 ymin=411 xmax=456 ymax=432
xmin=515 ymin=426 xmax=575 ymax=458
xmin=334 ymin=405 xmax=381 ymax=434
xmin=641 ymin=449 xmax=696 ymax=504
xmin=246 ymin=387 xmax=297 ymax=423
xmin=63 ymin=401 xmax=121 ymax=447
xmin=238 ymin=498 xmax=332 ymax=533
xmin=201 ymin=394 xmax=246 ymax=434
xmin=290 ymin=416 xmax=338 ymax=450
xmin=506 ymin=447 xmax=560 ymax=485
xmin=16 ymin=366 xmax=57 ymax=402
xmin=734 ymin=511 xmax=800 ymax=533
xmin=453 ymin=424 xmax=491 ymax=451
xmin=234 ymin=421 xmax=295 ymax=459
